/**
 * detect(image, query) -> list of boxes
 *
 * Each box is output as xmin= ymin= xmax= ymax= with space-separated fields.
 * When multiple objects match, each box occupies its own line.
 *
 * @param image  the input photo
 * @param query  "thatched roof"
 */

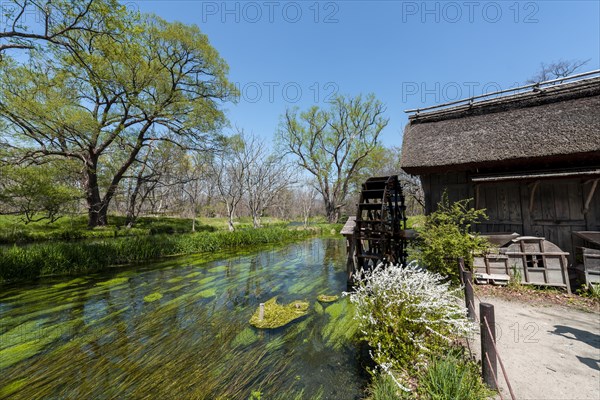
xmin=401 ymin=77 xmax=600 ymax=174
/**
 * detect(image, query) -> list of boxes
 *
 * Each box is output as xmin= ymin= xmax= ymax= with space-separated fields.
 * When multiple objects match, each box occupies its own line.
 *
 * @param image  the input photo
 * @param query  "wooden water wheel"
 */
xmin=353 ymin=175 xmax=409 ymax=272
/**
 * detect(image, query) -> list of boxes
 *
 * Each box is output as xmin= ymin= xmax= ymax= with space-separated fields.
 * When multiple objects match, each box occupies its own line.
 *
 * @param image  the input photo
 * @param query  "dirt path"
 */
xmin=469 ymin=296 xmax=600 ymax=400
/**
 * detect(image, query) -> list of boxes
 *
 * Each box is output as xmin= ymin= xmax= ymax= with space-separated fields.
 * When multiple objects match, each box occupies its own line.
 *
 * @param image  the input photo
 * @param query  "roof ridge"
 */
xmin=406 ymin=70 xmax=600 ymax=119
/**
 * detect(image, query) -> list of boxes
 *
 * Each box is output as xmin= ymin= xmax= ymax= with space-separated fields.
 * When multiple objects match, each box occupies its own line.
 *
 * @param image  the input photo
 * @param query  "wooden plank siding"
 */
xmin=421 ymin=173 xmax=600 ymax=265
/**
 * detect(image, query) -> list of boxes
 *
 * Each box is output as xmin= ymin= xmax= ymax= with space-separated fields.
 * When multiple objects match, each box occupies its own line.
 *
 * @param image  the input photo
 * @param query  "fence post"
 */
xmin=463 ymin=270 xmax=475 ymax=321
xmin=458 ymin=257 xmax=466 ymax=285
xmin=480 ymin=302 xmax=498 ymax=390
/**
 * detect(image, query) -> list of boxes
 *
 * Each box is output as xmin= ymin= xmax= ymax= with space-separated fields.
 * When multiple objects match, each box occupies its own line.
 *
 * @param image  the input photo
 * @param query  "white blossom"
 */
xmin=344 ymin=261 xmax=476 ymax=374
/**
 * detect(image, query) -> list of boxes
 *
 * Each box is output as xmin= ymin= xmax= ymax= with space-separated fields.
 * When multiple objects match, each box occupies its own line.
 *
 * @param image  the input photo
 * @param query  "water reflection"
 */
xmin=0 ymin=238 xmax=364 ymax=399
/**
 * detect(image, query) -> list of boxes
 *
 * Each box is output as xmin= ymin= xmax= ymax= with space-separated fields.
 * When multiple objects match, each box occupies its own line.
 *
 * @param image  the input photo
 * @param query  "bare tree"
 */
xmin=526 ymin=59 xmax=591 ymax=83
xmin=297 ymin=184 xmax=318 ymax=227
xmin=123 ymin=140 xmax=189 ymax=228
xmin=244 ymin=135 xmax=296 ymax=228
xmin=209 ymin=132 xmax=253 ymax=232
xmin=180 ymin=152 xmax=214 ymax=232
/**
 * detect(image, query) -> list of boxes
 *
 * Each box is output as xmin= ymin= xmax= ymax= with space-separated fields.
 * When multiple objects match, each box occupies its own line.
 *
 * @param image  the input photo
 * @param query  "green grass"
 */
xmin=0 ymin=227 xmax=318 ymax=283
xmin=418 ymin=349 xmax=493 ymax=400
xmin=0 ymin=214 xmax=215 ymax=244
xmin=365 ymin=372 xmax=411 ymax=400
xmin=0 ymin=214 xmax=295 ymax=244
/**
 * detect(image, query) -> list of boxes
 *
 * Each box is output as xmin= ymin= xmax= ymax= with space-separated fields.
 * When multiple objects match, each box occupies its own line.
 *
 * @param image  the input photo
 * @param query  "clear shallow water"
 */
xmin=0 ymin=238 xmax=365 ymax=399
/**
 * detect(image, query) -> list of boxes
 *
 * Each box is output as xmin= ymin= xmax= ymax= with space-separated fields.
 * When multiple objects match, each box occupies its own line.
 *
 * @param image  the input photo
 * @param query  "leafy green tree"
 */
xmin=278 ymin=94 xmax=388 ymax=223
xmin=0 ymin=0 xmax=123 ymax=54
xmin=0 ymin=163 xmax=80 ymax=223
xmin=0 ymin=12 xmax=235 ymax=227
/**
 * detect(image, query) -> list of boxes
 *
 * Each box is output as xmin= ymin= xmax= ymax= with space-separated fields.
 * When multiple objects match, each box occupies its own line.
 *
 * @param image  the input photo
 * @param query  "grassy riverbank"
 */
xmin=0 ymin=226 xmax=337 ymax=283
xmin=0 ymin=215 xmax=296 ymax=244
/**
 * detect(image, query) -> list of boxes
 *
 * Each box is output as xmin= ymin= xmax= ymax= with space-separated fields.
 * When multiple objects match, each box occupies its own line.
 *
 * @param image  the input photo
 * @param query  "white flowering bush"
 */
xmin=346 ymin=262 xmax=475 ymax=373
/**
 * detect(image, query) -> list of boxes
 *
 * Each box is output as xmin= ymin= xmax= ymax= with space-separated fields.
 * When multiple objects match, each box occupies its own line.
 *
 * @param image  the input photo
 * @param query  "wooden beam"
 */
xmin=583 ymin=178 xmax=599 ymax=214
xmin=472 ymin=169 xmax=600 ymax=183
xmin=529 ymin=180 xmax=540 ymax=214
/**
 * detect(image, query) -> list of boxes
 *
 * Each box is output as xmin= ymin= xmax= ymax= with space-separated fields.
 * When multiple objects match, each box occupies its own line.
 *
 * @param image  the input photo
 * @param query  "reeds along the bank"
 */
xmin=0 ymin=228 xmax=315 ymax=283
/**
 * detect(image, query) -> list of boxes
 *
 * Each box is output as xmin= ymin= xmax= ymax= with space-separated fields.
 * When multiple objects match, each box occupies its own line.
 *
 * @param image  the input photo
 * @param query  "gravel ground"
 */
xmin=468 ymin=293 xmax=600 ymax=400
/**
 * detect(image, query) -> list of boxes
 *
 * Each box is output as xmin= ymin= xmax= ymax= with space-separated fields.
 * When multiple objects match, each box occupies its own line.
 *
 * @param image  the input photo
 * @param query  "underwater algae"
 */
xmin=208 ymin=265 xmax=228 ymax=273
xmin=143 ymin=292 xmax=163 ymax=302
xmin=321 ymin=299 xmax=358 ymax=350
xmin=0 ymin=319 xmax=78 ymax=369
xmin=95 ymin=277 xmax=128 ymax=287
xmin=317 ymin=294 xmax=339 ymax=303
xmin=249 ymin=297 xmax=309 ymax=329
xmin=195 ymin=288 xmax=217 ymax=298
xmin=0 ymin=379 xmax=27 ymax=398
xmin=0 ymin=238 xmax=365 ymax=399
xmin=231 ymin=326 xmax=259 ymax=347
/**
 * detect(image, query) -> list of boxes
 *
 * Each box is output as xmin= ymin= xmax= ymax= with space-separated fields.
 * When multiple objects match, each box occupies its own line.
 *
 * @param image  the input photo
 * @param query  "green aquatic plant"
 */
xmin=197 ymin=275 xmax=218 ymax=285
xmin=143 ymin=293 xmax=163 ymax=302
xmin=0 ymin=378 xmax=28 ymax=398
xmin=0 ymin=238 xmax=363 ymax=399
xmin=0 ymin=320 xmax=77 ymax=369
xmin=165 ymin=284 xmax=187 ymax=293
xmin=208 ymin=265 xmax=228 ymax=273
xmin=96 ymin=277 xmax=128 ymax=287
xmin=324 ymin=302 xmax=344 ymax=319
xmin=196 ymin=288 xmax=217 ymax=298
xmin=249 ymin=297 xmax=309 ymax=329
xmin=0 ymin=319 xmax=49 ymax=350
xmin=321 ymin=300 xmax=358 ymax=350
xmin=51 ymin=278 xmax=86 ymax=289
xmin=288 ymin=279 xmax=322 ymax=295
xmin=314 ymin=301 xmax=324 ymax=314
xmin=231 ymin=327 xmax=259 ymax=348
xmin=317 ymin=294 xmax=339 ymax=303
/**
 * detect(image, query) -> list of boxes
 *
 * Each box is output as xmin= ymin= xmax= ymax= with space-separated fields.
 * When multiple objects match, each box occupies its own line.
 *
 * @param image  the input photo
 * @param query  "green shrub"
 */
xmin=347 ymin=263 xmax=475 ymax=374
xmin=416 ymin=193 xmax=489 ymax=284
xmin=419 ymin=349 xmax=492 ymax=400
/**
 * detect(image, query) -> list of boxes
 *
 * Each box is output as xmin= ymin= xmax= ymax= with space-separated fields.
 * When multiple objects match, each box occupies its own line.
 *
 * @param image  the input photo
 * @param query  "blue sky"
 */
xmin=134 ymin=0 xmax=600 ymax=147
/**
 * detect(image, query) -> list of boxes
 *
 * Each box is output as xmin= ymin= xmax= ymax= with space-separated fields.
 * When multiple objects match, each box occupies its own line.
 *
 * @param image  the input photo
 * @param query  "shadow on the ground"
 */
xmin=551 ymin=325 xmax=600 ymax=371
xmin=551 ymin=325 xmax=600 ymax=349
xmin=576 ymin=356 xmax=600 ymax=371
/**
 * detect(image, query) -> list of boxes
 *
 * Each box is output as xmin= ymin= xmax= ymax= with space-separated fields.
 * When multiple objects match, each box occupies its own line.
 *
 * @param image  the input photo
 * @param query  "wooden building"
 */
xmin=401 ymin=73 xmax=600 ymax=265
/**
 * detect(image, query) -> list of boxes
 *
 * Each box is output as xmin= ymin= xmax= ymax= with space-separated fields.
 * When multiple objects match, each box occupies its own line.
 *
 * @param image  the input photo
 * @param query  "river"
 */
xmin=0 ymin=238 xmax=365 ymax=399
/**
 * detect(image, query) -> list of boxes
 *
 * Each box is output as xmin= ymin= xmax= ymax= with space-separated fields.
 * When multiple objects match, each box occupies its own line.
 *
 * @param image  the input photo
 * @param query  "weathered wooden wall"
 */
xmin=421 ymin=172 xmax=600 ymax=264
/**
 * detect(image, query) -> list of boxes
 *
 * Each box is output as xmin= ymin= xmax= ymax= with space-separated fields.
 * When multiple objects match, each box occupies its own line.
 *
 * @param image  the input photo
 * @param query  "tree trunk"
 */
xmin=226 ymin=203 xmax=235 ymax=232
xmin=85 ymin=157 xmax=109 ymax=227
xmin=125 ymin=180 xmax=141 ymax=228
xmin=252 ymin=214 xmax=261 ymax=228
xmin=324 ymin=200 xmax=339 ymax=224
xmin=191 ymin=205 xmax=196 ymax=232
